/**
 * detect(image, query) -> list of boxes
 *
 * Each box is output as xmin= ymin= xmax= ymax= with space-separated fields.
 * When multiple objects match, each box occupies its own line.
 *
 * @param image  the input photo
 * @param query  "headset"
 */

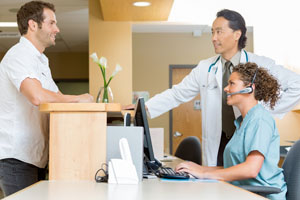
xmin=227 ymin=67 xmax=258 ymax=96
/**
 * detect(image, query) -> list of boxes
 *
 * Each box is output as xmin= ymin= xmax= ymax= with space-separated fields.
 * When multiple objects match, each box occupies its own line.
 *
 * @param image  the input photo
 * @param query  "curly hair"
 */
xmin=232 ymin=62 xmax=280 ymax=109
xmin=17 ymin=1 xmax=55 ymax=35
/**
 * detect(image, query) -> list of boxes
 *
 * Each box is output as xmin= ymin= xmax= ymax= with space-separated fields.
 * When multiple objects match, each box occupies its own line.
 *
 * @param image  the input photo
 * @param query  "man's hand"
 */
xmin=77 ymin=93 xmax=94 ymax=103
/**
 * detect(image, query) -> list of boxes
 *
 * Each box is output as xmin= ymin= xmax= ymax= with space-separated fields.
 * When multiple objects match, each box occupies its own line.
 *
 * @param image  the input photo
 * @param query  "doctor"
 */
xmin=143 ymin=9 xmax=300 ymax=166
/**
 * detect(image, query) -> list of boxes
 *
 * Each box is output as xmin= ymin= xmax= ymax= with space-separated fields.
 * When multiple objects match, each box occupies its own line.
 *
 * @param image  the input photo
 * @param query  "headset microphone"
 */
xmin=226 ymin=67 xmax=258 ymax=97
xmin=226 ymin=87 xmax=253 ymax=96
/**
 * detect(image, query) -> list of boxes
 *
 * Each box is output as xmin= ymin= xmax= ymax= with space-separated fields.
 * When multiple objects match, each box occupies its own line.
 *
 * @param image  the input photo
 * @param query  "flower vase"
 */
xmin=96 ymin=86 xmax=113 ymax=103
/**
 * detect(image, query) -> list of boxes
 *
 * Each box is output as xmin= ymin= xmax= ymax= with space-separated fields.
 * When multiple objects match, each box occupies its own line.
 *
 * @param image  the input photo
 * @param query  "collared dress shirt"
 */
xmin=0 ymin=37 xmax=59 ymax=168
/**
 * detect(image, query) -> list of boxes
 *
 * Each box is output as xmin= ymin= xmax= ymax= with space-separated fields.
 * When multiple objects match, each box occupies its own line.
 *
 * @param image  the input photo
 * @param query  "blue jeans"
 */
xmin=0 ymin=158 xmax=46 ymax=197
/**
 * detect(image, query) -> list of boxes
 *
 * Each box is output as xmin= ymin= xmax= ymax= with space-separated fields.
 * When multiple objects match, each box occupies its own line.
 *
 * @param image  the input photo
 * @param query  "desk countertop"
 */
xmin=39 ymin=103 xmax=121 ymax=112
xmin=39 ymin=103 xmax=135 ymax=119
xmin=4 ymin=180 xmax=265 ymax=200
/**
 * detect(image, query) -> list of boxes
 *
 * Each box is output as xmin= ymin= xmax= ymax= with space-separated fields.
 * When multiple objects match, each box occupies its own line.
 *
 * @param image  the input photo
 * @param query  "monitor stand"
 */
xmin=143 ymin=157 xmax=162 ymax=175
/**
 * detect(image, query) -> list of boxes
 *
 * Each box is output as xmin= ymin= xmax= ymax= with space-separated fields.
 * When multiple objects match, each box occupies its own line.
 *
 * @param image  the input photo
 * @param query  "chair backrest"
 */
xmin=175 ymin=136 xmax=202 ymax=165
xmin=282 ymin=139 xmax=300 ymax=200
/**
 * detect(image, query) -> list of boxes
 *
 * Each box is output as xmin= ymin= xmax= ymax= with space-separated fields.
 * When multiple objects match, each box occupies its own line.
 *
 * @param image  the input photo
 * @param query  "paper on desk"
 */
xmin=285 ymin=147 xmax=291 ymax=152
xmin=160 ymin=155 xmax=177 ymax=162
xmin=160 ymin=178 xmax=218 ymax=183
xmin=150 ymin=128 xmax=164 ymax=160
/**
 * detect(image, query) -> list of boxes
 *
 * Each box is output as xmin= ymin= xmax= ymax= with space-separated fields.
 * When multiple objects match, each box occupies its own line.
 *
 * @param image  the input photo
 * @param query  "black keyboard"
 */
xmin=155 ymin=167 xmax=190 ymax=179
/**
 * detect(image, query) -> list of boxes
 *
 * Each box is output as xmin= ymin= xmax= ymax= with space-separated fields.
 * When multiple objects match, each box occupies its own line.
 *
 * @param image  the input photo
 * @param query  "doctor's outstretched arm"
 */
xmin=146 ymin=66 xmax=201 ymax=119
xmin=266 ymin=64 xmax=300 ymax=118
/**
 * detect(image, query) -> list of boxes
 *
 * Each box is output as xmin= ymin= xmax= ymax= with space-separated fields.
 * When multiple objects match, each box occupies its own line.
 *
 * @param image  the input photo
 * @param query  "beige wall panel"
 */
xmin=0 ymin=53 xmax=4 ymax=60
xmin=49 ymin=112 xmax=106 ymax=180
xmin=133 ymin=32 xmax=253 ymax=153
xmin=89 ymin=0 xmax=132 ymax=105
xmin=276 ymin=111 xmax=300 ymax=145
xmin=1 ymin=52 xmax=88 ymax=80
xmin=46 ymin=52 xmax=89 ymax=79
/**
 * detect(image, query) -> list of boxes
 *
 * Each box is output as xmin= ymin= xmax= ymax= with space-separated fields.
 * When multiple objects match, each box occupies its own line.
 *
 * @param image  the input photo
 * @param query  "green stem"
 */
xmin=102 ymin=87 xmax=109 ymax=103
xmin=103 ymin=67 xmax=107 ymax=87
xmin=106 ymin=76 xmax=113 ymax=86
xmin=99 ymin=65 xmax=107 ymax=86
xmin=98 ymin=64 xmax=109 ymax=103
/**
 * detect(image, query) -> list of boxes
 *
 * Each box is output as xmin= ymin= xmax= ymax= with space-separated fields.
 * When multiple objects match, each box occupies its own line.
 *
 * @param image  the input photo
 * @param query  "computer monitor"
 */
xmin=134 ymin=97 xmax=161 ymax=171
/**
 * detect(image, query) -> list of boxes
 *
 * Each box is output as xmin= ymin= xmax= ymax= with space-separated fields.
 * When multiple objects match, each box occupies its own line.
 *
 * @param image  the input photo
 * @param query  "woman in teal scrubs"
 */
xmin=176 ymin=62 xmax=287 ymax=200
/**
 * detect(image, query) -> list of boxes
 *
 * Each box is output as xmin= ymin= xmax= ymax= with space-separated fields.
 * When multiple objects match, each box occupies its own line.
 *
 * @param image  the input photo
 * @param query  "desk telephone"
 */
xmin=108 ymin=138 xmax=139 ymax=184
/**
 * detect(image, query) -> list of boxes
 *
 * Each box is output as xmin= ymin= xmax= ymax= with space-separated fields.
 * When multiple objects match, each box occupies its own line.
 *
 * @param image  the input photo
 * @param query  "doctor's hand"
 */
xmin=175 ymin=161 xmax=205 ymax=179
xmin=122 ymin=104 xmax=135 ymax=110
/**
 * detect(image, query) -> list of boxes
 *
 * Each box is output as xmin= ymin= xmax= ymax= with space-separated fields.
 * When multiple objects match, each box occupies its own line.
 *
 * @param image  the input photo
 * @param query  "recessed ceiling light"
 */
xmin=133 ymin=1 xmax=151 ymax=7
xmin=0 ymin=22 xmax=18 ymax=27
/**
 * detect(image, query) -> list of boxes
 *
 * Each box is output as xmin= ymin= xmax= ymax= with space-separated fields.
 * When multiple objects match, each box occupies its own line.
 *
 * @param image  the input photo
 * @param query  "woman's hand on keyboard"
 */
xmin=175 ymin=161 xmax=205 ymax=179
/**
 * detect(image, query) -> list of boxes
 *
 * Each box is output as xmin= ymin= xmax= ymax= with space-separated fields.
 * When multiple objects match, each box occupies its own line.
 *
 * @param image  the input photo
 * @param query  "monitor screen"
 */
xmin=134 ymin=97 xmax=155 ymax=163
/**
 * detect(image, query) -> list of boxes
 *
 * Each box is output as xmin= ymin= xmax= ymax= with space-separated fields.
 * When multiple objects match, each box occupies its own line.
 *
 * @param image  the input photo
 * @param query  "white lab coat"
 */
xmin=146 ymin=50 xmax=300 ymax=166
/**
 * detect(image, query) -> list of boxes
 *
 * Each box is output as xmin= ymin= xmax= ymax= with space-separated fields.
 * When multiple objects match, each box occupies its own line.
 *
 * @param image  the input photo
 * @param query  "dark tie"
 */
xmin=222 ymin=61 xmax=236 ymax=138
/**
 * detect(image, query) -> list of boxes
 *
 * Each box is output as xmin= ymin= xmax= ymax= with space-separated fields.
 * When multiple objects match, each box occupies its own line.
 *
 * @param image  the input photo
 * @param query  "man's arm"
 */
xmin=254 ymin=55 xmax=300 ymax=118
xmin=20 ymin=78 xmax=93 ymax=106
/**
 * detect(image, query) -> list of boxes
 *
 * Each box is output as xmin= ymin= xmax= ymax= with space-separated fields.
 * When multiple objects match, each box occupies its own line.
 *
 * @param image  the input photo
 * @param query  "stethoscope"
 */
xmin=208 ymin=50 xmax=249 ymax=74
xmin=206 ymin=50 xmax=248 ymax=89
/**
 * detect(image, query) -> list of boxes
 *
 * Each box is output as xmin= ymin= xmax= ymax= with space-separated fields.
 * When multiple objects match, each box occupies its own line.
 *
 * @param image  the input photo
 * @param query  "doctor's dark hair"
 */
xmin=17 ymin=1 xmax=55 ymax=35
xmin=233 ymin=62 xmax=280 ymax=109
xmin=217 ymin=9 xmax=247 ymax=50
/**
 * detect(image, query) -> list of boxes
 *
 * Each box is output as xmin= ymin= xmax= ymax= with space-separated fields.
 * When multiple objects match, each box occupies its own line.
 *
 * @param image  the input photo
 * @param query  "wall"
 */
xmin=1 ymin=51 xmax=89 ymax=95
xmin=133 ymin=32 xmax=254 ymax=153
xmin=276 ymin=110 xmax=300 ymax=146
xmin=89 ymin=0 xmax=132 ymax=105
xmin=0 ymin=53 xmax=5 ymax=62
xmin=1 ymin=52 xmax=88 ymax=80
xmin=46 ymin=52 xmax=89 ymax=80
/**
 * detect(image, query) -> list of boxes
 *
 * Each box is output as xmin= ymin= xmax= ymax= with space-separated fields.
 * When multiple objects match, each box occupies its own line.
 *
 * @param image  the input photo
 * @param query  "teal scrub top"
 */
xmin=223 ymin=104 xmax=287 ymax=200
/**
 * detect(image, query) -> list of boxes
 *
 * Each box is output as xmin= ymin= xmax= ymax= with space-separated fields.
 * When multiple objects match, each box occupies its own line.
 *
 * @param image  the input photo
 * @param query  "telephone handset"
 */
xmin=119 ymin=138 xmax=133 ymax=163
xmin=108 ymin=138 xmax=139 ymax=184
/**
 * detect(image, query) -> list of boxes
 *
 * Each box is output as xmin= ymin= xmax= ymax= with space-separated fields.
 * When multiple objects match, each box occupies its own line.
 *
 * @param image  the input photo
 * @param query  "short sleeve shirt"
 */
xmin=223 ymin=104 xmax=287 ymax=200
xmin=0 ymin=37 xmax=59 ymax=168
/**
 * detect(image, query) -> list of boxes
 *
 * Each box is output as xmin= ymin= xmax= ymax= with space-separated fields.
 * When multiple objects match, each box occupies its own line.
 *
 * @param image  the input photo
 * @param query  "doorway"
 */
xmin=169 ymin=65 xmax=202 ymax=154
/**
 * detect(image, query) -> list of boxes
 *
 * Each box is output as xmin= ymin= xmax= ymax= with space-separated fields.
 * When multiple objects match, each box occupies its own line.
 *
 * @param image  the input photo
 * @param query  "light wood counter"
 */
xmin=3 ymin=180 xmax=266 ymax=200
xmin=39 ymin=103 xmax=133 ymax=181
xmin=39 ymin=103 xmax=120 ymax=112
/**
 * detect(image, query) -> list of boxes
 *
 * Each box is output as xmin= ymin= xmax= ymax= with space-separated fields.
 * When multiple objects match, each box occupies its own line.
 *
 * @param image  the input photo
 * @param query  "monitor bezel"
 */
xmin=134 ymin=97 xmax=156 ymax=162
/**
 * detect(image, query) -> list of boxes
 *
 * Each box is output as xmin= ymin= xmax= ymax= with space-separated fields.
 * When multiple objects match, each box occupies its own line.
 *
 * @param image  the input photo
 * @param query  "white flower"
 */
xmin=90 ymin=52 xmax=99 ymax=64
xmin=99 ymin=57 xmax=107 ymax=68
xmin=112 ymin=64 xmax=122 ymax=77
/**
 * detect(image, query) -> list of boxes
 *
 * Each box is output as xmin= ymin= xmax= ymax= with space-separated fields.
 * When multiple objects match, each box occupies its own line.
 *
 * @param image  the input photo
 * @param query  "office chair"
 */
xmin=282 ymin=139 xmax=300 ymax=200
xmin=239 ymin=139 xmax=300 ymax=199
xmin=174 ymin=136 xmax=202 ymax=165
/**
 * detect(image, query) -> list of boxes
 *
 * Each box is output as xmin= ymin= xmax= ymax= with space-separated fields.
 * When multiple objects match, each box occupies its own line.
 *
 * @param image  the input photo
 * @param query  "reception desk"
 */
xmin=39 ymin=103 xmax=130 ymax=181
xmin=2 ymin=180 xmax=266 ymax=200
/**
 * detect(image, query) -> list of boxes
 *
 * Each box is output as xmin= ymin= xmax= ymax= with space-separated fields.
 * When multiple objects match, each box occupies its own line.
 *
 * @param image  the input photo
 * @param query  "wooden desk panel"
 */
xmin=49 ymin=112 xmax=107 ymax=180
xmin=39 ymin=103 xmax=120 ymax=181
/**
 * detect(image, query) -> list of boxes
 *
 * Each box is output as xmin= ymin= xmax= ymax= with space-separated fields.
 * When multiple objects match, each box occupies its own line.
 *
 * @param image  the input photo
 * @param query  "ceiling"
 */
xmin=0 ymin=0 xmax=89 ymax=53
xmin=0 ymin=0 xmax=216 ymax=54
xmin=0 ymin=0 xmax=176 ymax=53
xmin=100 ymin=0 xmax=173 ymax=21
